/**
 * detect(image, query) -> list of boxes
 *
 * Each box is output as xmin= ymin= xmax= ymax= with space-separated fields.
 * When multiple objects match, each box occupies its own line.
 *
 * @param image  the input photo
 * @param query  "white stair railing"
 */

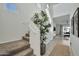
xmin=29 ymin=20 xmax=40 ymax=56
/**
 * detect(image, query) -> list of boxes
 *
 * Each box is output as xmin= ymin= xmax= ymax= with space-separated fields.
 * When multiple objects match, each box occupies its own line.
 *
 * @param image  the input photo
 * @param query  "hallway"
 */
xmin=0 ymin=3 xmax=79 ymax=56
xmin=49 ymin=35 xmax=73 ymax=56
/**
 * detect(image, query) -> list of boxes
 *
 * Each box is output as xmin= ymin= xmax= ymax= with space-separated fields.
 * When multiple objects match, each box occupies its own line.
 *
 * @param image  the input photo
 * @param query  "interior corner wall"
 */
xmin=0 ymin=3 xmax=40 ymax=43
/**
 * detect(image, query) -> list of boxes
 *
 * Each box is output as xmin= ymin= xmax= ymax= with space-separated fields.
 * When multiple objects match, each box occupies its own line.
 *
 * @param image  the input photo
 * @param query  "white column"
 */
xmin=29 ymin=21 xmax=40 ymax=56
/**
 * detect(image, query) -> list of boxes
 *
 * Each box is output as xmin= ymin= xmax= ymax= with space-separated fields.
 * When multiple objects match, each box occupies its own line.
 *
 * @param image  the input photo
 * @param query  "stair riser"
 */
xmin=25 ymin=34 xmax=29 ymax=37
xmin=10 ymin=44 xmax=30 ymax=55
xmin=22 ymin=37 xmax=29 ymax=42
xmin=25 ymin=49 xmax=33 ymax=56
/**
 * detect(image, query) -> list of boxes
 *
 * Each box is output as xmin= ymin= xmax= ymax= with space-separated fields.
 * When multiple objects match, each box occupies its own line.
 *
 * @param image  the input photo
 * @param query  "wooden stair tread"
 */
xmin=14 ymin=48 xmax=33 ymax=56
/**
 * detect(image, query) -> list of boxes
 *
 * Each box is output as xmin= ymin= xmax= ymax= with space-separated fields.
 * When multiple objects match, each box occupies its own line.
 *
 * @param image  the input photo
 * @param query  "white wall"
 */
xmin=56 ymin=24 xmax=60 ymax=35
xmin=29 ymin=21 xmax=40 ymax=56
xmin=70 ymin=34 xmax=79 ymax=55
xmin=0 ymin=3 xmax=40 ymax=43
xmin=53 ymin=3 xmax=79 ymax=55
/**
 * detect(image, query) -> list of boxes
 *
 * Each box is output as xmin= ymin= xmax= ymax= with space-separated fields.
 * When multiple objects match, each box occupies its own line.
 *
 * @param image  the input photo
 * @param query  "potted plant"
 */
xmin=32 ymin=10 xmax=51 ymax=55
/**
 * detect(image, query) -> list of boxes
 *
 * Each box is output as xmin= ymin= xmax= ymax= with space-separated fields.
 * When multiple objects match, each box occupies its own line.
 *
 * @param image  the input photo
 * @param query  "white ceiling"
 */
xmin=53 ymin=14 xmax=70 ymax=26
xmin=53 ymin=3 xmax=79 ymax=18
xmin=53 ymin=3 xmax=79 ymax=26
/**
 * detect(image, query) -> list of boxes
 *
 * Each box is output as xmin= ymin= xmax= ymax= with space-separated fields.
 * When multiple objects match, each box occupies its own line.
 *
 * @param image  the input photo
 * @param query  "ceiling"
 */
xmin=53 ymin=14 xmax=70 ymax=26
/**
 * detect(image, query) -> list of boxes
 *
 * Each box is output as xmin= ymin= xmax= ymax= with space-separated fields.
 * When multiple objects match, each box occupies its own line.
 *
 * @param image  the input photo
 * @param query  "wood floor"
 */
xmin=49 ymin=36 xmax=72 ymax=56
xmin=49 ymin=43 xmax=71 ymax=56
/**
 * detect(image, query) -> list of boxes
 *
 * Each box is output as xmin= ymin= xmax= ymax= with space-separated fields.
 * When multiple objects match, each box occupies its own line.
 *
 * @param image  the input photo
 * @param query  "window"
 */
xmin=5 ymin=3 xmax=16 ymax=12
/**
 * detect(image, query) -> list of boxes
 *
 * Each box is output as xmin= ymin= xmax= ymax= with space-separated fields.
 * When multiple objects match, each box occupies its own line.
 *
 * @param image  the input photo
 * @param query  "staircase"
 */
xmin=0 ymin=33 xmax=34 ymax=56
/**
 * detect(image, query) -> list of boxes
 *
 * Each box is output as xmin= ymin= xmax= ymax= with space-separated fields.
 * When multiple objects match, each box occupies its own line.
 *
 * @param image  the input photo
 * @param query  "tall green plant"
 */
xmin=32 ymin=10 xmax=51 ymax=43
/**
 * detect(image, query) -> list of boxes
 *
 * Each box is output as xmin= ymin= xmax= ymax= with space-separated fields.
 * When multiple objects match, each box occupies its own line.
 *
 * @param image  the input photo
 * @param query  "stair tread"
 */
xmin=14 ymin=48 xmax=33 ymax=56
xmin=0 ymin=40 xmax=29 ymax=54
xmin=31 ymin=54 xmax=36 ymax=56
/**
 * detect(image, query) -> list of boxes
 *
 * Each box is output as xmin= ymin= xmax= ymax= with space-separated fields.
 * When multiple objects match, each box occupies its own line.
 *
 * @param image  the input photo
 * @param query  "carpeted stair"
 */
xmin=0 ymin=33 xmax=34 ymax=56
